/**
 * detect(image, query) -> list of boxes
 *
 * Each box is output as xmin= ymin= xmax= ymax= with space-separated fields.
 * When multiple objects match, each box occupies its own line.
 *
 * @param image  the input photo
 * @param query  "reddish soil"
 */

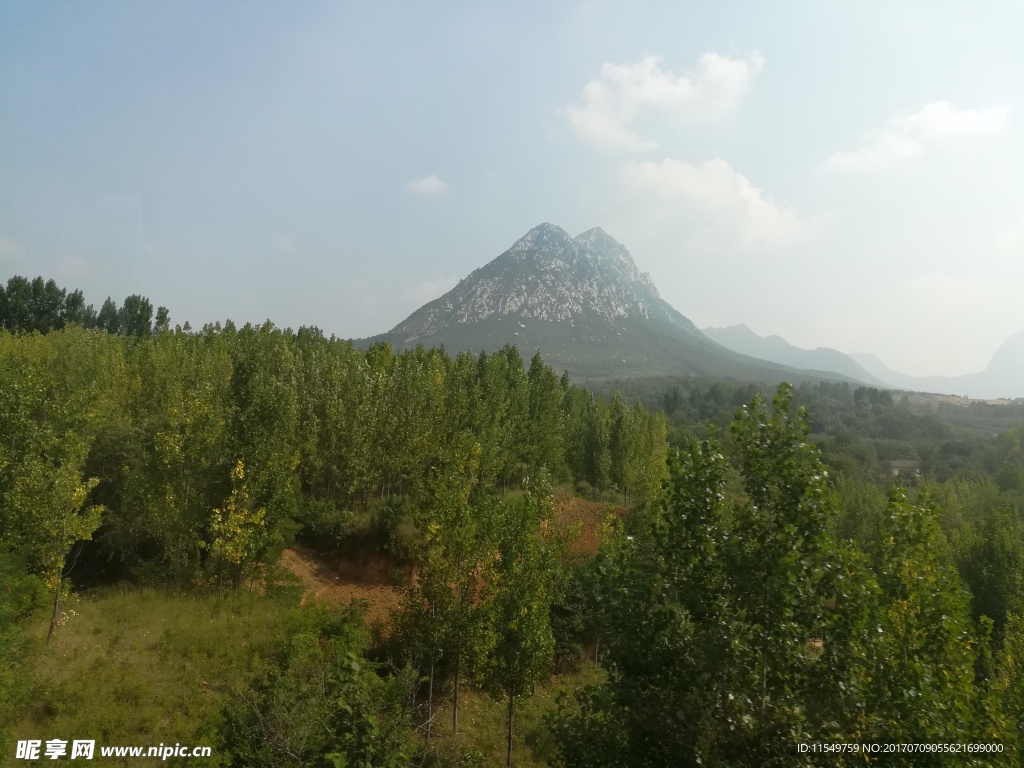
xmin=552 ymin=491 xmax=626 ymax=557
xmin=278 ymin=494 xmax=623 ymax=631
xmin=279 ymin=546 xmax=402 ymax=629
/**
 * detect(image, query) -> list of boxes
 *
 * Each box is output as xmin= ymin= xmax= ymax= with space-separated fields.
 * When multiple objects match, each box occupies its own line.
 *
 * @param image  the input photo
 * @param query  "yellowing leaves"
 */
xmin=210 ymin=459 xmax=267 ymax=577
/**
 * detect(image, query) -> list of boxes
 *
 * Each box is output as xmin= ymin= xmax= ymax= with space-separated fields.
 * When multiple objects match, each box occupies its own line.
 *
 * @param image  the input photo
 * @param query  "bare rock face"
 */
xmin=388 ymin=223 xmax=697 ymax=343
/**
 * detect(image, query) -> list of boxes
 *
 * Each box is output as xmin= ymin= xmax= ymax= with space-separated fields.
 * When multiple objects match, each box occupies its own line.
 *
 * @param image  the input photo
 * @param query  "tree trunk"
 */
xmin=46 ymin=580 xmax=61 ymax=646
xmin=426 ymin=658 xmax=434 ymax=742
xmin=453 ymin=658 xmax=460 ymax=733
xmin=506 ymin=693 xmax=515 ymax=768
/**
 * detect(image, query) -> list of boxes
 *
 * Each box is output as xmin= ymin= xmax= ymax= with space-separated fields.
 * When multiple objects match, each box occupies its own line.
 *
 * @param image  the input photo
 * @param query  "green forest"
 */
xmin=2 ymin=276 xmax=1024 ymax=766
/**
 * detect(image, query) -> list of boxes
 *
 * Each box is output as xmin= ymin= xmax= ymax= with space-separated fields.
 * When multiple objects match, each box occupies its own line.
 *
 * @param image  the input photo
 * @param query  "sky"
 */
xmin=2 ymin=1 xmax=1022 ymax=377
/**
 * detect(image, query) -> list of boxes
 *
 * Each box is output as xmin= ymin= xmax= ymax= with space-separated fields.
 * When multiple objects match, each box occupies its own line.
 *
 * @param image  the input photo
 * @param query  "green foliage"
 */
xmin=868 ymin=489 xmax=981 ymax=750
xmin=527 ymin=352 xmax=567 ymax=481
xmin=0 ymin=548 xmax=48 ymax=756
xmin=548 ymin=558 xmax=601 ymax=668
xmin=397 ymin=446 xmax=496 ymax=734
xmin=121 ymin=327 xmax=233 ymax=585
xmin=0 ymin=329 xmax=109 ymax=647
xmin=2 ymin=308 xmax=647 ymax=605
xmin=10 ymin=275 xmax=1024 ymax=766
xmin=486 ymin=472 xmax=561 ymax=703
xmin=552 ymin=385 xmax=1007 ymax=768
xmin=992 ymin=612 xmax=1024 ymax=754
xmin=583 ymin=397 xmax=610 ymax=499
xmin=116 ymin=294 xmax=154 ymax=337
xmin=0 ymin=275 xmax=172 ymax=337
xmin=220 ymin=602 xmax=414 ymax=768
xmin=209 ymin=460 xmax=269 ymax=591
xmin=485 ymin=470 xmax=565 ymax=766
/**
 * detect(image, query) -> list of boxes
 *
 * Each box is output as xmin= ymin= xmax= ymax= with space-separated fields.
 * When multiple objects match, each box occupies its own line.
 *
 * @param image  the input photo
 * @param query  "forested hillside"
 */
xmin=0 ymin=285 xmax=667 ymax=765
xmin=1 ymin=276 xmax=1023 ymax=767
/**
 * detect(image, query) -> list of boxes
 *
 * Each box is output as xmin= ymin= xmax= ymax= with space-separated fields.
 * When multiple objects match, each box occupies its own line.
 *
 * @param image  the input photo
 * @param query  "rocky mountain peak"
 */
xmin=516 ymin=222 xmax=574 ymax=247
xmin=573 ymin=227 xmax=659 ymax=297
xmin=386 ymin=222 xmax=695 ymax=343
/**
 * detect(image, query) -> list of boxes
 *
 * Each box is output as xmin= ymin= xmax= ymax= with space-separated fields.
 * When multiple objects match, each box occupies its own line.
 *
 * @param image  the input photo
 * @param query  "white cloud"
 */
xmin=405 ymin=175 xmax=450 ymax=196
xmin=277 ymin=235 xmax=297 ymax=254
xmin=826 ymin=101 xmax=1008 ymax=172
xmin=564 ymin=52 xmax=764 ymax=151
xmin=0 ymin=237 xmax=26 ymax=263
xmin=624 ymin=157 xmax=811 ymax=249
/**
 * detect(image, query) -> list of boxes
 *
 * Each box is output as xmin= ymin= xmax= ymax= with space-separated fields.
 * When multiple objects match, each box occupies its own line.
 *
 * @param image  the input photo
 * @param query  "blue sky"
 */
xmin=2 ymin=1 xmax=1022 ymax=376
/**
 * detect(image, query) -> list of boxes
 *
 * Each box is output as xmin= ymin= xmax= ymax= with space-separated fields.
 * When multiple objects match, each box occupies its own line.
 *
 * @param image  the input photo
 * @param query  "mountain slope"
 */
xmin=702 ymin=324 xmax=892 ymax=388
xmin=387 ymin=224 xmax=698 ymax=342
xmin=358 ymin=224 xmax=858 ymax=384
xmin=850 ymin=331 xmax=1024 ymax=399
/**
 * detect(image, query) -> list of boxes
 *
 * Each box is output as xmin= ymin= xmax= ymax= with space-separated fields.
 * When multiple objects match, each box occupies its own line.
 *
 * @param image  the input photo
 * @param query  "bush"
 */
xmin=219 ymin=601 xmax=416 ymax=767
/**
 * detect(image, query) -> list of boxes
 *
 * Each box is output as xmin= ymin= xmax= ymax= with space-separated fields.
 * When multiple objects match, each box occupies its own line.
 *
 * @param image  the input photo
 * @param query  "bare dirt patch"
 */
xmin=552 ymin=491 xmax=625 ymax=557
xmin=278 ymin=492 xmax=619 ymax=629
xmin=279 ymin=546 xmax=402 ymax=629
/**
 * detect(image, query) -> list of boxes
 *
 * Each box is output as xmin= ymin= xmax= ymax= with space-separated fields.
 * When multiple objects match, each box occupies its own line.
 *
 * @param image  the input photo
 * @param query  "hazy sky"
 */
xmin=2 ymin=1 xmax=1022 ymax=377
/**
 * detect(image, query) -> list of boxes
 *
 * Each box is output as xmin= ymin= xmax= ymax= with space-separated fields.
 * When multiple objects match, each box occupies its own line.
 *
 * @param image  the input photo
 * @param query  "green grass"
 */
xmin=422 ymin=663 xmax=605 ymax=768
xmin=7 ymin=587 xmax=300 ymax=767
xmin=7 ymin=582 xmax=601 ymax=768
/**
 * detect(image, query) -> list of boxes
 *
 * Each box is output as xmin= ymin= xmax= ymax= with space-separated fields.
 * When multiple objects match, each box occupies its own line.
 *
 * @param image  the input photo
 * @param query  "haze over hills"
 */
xmin=357 ymin=224 xmax=860 ymax=384
xmin=850 ymin=331 xmax=1024 ymax=400
xmin=702 ymin=324 xmax=891 ymax=388
xmin=703 ymin=322 xmax=1024 ymax=400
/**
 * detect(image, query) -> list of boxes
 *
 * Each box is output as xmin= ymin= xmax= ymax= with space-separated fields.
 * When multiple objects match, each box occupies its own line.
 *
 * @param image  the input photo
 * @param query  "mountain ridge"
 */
xmin=850 ymin=330 xmax=1024 ymax=399
xmin=356 ymin=224 xmax=862 ymax=385
xmin=702 ymin=323 xmax=892 ymax=388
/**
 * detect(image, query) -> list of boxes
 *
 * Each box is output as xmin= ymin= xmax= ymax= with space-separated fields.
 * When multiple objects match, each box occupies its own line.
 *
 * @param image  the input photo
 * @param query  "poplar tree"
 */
xmin=398 ymin=439 xmax=495 ymax=736
xmin=867 ymin=489 xmax=980 ymax=750
xmin=526 ymin=351 xmax=566 ymax=479
xmin=487 ymin=470 xmax=560 ymax=767
xmin=209 ymin=460 xmax=268 ymax=591
xmin=0 ymin=329 xmax=106 ymax=643
xmin=584 ymin=397 xmax=610 ymax=500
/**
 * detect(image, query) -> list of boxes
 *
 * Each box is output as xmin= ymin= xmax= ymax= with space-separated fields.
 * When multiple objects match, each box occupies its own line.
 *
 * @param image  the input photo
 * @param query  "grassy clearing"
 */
xmin=7 ymin=579 xmax=601 ymax=768
xmin=7 ymin=585 xmax=302 ymax=767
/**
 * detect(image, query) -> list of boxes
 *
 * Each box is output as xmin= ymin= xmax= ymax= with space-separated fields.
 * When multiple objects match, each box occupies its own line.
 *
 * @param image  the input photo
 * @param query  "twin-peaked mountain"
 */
xmin=387 ymin=224 xmax=694 ymax=339
xmin=358 ymin=223 xmax=855 ymax=384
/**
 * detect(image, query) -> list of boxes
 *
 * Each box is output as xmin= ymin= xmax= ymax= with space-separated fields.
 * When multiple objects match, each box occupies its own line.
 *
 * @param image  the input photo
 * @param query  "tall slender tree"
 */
xmin=487 ymin=470 xmax=560 ymax=767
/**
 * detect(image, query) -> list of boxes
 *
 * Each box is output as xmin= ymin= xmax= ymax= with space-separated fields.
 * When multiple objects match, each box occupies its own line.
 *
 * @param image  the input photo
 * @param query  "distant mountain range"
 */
xmin=356 ymin=224 xmax=859 ymax=384
xmin=702 ymin=324 xmax=891 ymax=388
xmin=705 ymin=324 xmax=1024 ymax=400
xmin=354 ymin=222 xmax=1023 ymax=397
xmin=849 ymin=332 xmax=1024 ymax=399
